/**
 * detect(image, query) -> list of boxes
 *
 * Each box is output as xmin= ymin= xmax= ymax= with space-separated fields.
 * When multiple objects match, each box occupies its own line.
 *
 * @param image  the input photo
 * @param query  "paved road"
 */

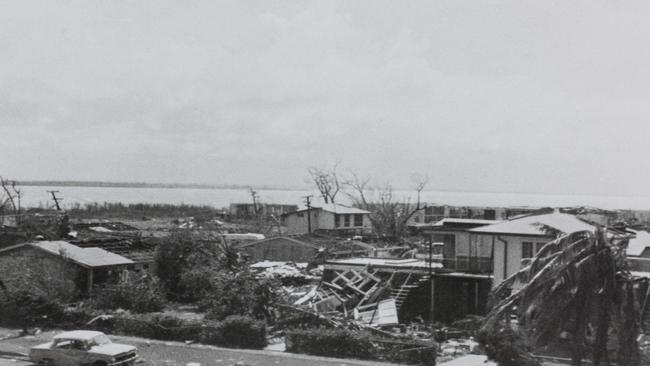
xmin=0 ymin=329 xmax=402 ymax=366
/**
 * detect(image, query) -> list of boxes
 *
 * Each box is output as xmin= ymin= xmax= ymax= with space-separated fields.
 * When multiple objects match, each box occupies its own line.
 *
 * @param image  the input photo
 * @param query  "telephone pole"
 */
xmin=47 ymin=190 xmax=63 ymax=211
xmin=302 ymin=195 xmax=313 ymax=235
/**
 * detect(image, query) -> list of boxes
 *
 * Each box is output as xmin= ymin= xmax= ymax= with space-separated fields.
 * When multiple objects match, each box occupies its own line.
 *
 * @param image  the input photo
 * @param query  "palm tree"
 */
xmin=480 ymin=228 xmax=647 ymax=366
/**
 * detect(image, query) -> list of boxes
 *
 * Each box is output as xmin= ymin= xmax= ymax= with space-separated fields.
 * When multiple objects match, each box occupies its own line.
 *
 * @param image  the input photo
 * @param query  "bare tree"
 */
xmin=343 ymin=171 xmax=429 ymax=241
xmin=0 ymin=177 xmax=21 ymax=215
xmin=308 ymin=162 xmax=341 ymax=204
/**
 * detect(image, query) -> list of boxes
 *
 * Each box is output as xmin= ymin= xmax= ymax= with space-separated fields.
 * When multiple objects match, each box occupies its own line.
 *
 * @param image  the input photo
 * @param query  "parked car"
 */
xmin=29 ymin=330 xmax=137 ymax=366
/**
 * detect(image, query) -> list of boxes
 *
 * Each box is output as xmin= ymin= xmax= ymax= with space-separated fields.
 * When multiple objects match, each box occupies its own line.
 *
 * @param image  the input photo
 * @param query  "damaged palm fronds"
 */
xmin=480 ymin=227 xmax=648 ymax=366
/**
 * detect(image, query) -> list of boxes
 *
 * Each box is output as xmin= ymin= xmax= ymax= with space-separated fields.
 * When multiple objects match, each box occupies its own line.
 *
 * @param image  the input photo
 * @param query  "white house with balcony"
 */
xmin=468 ymin=209 xmax=595 ymax=287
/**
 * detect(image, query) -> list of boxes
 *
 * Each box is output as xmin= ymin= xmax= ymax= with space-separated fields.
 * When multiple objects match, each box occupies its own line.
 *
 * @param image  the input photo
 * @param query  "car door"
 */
xmin=52 ymin=340 xmax=88 ymax=366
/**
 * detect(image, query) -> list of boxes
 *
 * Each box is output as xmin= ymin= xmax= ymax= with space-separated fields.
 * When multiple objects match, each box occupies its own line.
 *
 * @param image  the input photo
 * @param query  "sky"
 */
xmin=2 ymin=1 xmax=650 ymax=196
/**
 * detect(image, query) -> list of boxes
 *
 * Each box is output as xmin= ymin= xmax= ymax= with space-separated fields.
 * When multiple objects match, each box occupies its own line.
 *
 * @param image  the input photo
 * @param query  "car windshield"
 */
xmin=91 ymin=335 xmax=111 ymax=346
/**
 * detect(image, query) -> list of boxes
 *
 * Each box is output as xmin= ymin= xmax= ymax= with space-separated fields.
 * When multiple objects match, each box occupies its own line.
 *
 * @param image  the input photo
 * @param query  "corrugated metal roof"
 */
xmin=326 ymin=257 xmax=443 ymax=269
xmin=236 ymin=236 xmax=320 ymax=249
xmin=287 ymin=203 xmax=370 ymax=215
xmin=316 ymin=203 xmax=370 ymax=214
xmin=432 ymin=218 xmax=501 ymax=226
xmin=627 ymin=229 xmax=650 ymax=257
xmin=31 ymin=241 xmax=133 ymax=268
xmin=468 ymin=211 xmax=595 ymax=236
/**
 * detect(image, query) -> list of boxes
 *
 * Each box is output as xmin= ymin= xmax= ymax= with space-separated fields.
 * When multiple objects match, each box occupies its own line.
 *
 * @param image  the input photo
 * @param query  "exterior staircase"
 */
xmin=391 ymin=273 xmax=429 ymax=310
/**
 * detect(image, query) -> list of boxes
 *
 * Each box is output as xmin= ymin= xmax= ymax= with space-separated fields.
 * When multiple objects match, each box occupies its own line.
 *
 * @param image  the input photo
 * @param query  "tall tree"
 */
xmin=480 ymin=228 xmax=645 ymax=366
xmin=344 ymin=171 xmax=428 ymax=241
xmin=308 ymin=162 xmax=341 ymax=204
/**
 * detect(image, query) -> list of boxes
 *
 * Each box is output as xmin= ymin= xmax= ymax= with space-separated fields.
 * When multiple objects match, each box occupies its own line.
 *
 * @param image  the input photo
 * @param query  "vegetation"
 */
xmin=286 ymin=327 xmax=436 ymax=365
xmin=154 ymin=230 xmax=223 ymax=301
xmin=0 ymin=290 xmax=66 ymax=330
xmin=91 ymin=273 xmax=165 ymax=313
xmin=199 ymin=270 xmax=280 ymax=322
xmin=286 ymin=327 xmax=375 ymax=360
xmin=306 ymin=164 xmax=429 ymax=240
xmin=480 ymin=228 xmax=646 ymax=366
xmin=66 ymin=202 xmax=222 ymax=219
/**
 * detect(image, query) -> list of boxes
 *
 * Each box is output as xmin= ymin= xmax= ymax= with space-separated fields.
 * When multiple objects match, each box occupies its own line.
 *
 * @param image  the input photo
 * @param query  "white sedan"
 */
xmin=29 ymin=331 xmax=137 ymax=366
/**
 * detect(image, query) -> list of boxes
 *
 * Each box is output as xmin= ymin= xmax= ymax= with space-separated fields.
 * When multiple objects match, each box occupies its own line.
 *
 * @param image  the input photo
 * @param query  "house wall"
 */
xmin=486 ymin=234 xmax=552 ymax=287
xmin=0 ymin=246 xmax=82 ymax=298
xmin=284 ymin=209 xmax=322 ymax=234
xmin=333 ymin=213 xmax=372 ymax=233
xmin=240 ymin=238 xmax=318 ymax=262
xmin=285 ymin=210 xmax=372 ymax=235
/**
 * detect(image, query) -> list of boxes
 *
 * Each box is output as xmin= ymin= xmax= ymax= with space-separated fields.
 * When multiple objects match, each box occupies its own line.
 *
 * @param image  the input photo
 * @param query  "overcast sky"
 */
xmin=2 ymin=1 xmax=650 ymax=195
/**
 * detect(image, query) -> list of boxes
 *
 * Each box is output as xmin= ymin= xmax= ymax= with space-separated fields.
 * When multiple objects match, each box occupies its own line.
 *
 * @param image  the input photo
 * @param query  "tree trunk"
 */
xmin=572 ymin=289 xmax=588 ymax=366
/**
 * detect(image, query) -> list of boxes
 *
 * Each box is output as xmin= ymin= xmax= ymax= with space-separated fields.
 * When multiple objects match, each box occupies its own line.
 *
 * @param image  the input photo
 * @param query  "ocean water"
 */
xmin=15 ymin=185 xmax=650 ymax=211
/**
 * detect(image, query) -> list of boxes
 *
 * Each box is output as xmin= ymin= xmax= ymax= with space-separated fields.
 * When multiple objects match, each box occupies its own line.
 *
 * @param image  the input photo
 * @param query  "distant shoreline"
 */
xmin=16 ymin=180 xmax=309 ymax=191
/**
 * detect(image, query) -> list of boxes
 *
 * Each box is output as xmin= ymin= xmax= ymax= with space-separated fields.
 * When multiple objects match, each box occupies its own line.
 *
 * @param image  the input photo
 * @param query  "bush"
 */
xmin=286 ymin=327 xmax=436 ymax=365
xmin=86 ymin=313 xmax=267 ymax=349
xmin=0 ymin=290 xmax=65 ymax=329
xmin=215 ymin=315 xmax=266 ymax=349
xmin=286 ymin=327 xmax=375 ymax=360
xmin=200 ymin=271 xmax=280 ymax=322
xmin=477 ymin=326 xmax=541 ymax=366
xmin=92 ymin=274 xmax=165 ymax=313
xmin=154 ymin=231 xmax=221 ymax=301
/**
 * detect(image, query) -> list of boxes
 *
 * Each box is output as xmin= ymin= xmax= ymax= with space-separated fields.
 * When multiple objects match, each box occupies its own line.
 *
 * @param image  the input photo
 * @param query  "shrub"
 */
xmin=215 ymin=315 xmax=266 ymax=349
xmin=200 ymin=271 xmax=280 ymax=322
xmin=477 ymin=326 xmax=541 ymax=366
xmin=154 ymin=231 xmax=221 ymax=301
xmin=286 ymin=327 xmax=436 ymax=365
xmin=0 ymin=290 xmax=65 ymax=329
xmin=286 ymin=327 xmax=375 ymax=360
xmin=92 ymin=274 xmax=165 ymax=313
xmin=86 ymin=313 xmax=267 ymax=349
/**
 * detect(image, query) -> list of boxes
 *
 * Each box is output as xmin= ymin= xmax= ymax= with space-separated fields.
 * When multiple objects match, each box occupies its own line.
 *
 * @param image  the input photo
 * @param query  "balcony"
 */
xmin=439 ymin=256 xmax=493 ymax=274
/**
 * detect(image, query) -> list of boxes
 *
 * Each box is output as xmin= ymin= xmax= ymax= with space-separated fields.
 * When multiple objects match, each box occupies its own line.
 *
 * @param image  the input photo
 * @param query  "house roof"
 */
xmin=286 ymin=203 xmax=370 ymax=215
xmin=236 ymin=236 xmax=321 ymax=250
xmin=0 ymin=241 xmax=134 ymax=268
xmin=432 ymin=218 xmax=501 ymax=226
xmin=421 ymin=218 xmax=501 ymax=231
xmin=626 ymin=229 xmax=650 ymax=257
xmin=325 ymin=257 xmax=443 ymax=270
xmin=468 ymin=211 xmax=595 ymax=237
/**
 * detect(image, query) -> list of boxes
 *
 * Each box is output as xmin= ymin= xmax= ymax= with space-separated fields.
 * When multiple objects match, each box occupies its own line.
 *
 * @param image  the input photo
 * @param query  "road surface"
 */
xmin=0 ymin=329 xmax=402 ymax=366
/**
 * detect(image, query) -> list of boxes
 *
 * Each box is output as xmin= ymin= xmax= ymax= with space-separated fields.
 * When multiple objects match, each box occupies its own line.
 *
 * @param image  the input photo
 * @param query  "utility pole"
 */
xmin=302 ymin=195 xmax=313 ymax=235
xmin=47 ymin=190 xmax=62 ymax=211
xmin=428 ymin=238 xmax=435 ymax=325
xmin=250 ymin=187 xmax=259 ymax=215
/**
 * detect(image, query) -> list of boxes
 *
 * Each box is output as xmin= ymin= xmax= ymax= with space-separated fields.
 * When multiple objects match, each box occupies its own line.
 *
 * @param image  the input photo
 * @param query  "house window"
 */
xmin=297 ymin=212 xmax=304 ymax=218
xmin=335 ymin=214 xmax=341 ymax=227
xmin=344 ymin=214 xmax=350 ymax=227
xmin=354 ymin=214 xmax=363 ymax=227
xmin=522 ymin=242 xmax=534 ymax=259
xmin=536 ymin=242 xmax=546 ymax=254
xmin=424 ymin=206 xmax=445 ymax=223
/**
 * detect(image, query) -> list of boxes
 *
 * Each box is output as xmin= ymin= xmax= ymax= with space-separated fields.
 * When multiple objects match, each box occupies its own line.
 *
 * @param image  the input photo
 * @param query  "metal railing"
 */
xmin=440 ymin=256 xmax=493 ymax=273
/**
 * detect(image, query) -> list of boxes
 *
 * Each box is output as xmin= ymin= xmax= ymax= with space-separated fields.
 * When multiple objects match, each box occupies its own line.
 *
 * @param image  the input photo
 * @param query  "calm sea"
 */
xmin=15 ymin=185 xmax=650 ymax=211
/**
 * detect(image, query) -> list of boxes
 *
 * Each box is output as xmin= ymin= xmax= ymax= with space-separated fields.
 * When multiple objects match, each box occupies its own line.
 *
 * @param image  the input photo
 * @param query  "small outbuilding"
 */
xmin=236 ymin=236 xmax=321 ymax=262
xmin=0 ymin=240 xmax=133 ymax=296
